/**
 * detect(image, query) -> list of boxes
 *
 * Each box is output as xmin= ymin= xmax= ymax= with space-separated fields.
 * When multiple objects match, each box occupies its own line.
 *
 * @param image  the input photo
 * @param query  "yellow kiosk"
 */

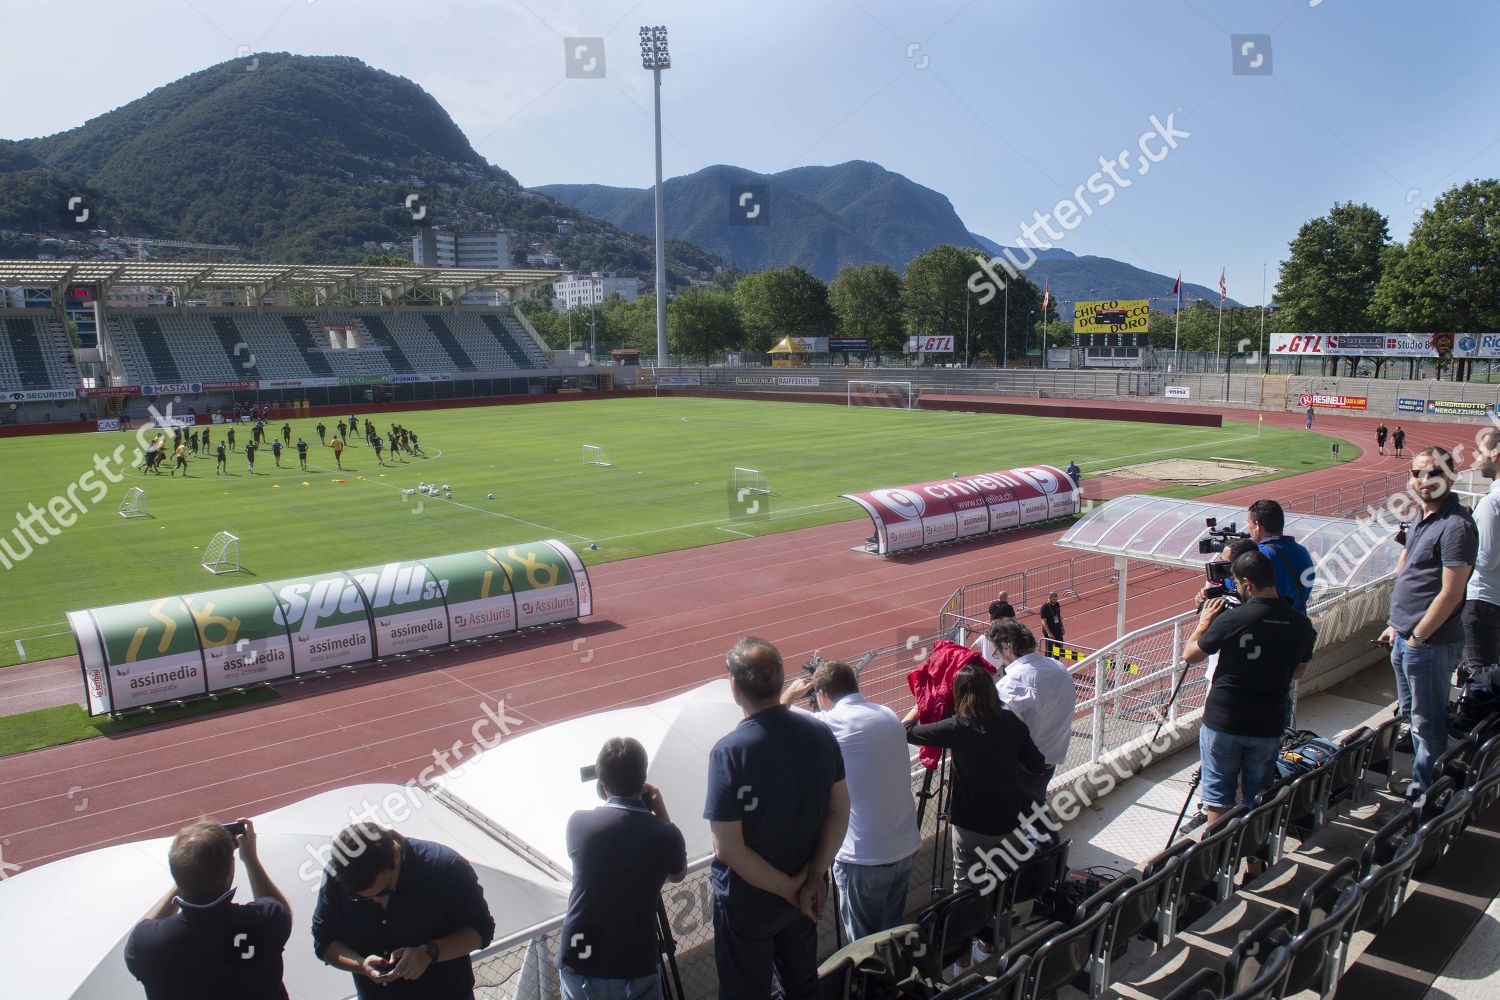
xmin=768 ymin=336 xmax=815 ymax=368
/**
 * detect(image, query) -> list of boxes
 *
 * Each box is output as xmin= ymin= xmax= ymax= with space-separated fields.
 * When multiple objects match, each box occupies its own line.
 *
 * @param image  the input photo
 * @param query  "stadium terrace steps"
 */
xmin=422 ymin=314 xmax=475 ymax=371
xmin=209 ymin=316 xmax=260 ymax=379
xmin=125 ymin=316 xmax=183 ymax=383
xmin=356 ymin=315 xmax=416 ymax=373
xmin=478 ymin=313 xmax=540 ymax=369
xmin=279 ymin=316 xmax=336 ymax=376
xmin=0 ymin=315 xmax=75 ymax=388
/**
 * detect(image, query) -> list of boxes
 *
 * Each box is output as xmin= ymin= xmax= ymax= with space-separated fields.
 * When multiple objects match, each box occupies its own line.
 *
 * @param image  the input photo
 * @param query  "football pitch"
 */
xmin=0 ymin=397 xmax=1341 ymax=667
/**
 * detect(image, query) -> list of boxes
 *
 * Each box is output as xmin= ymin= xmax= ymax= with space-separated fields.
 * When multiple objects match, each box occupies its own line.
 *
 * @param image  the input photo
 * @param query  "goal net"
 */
xmin=118 ymin=487 xmax=148 ymax=519
xmin=582 ymin=444 xmax=613 ymax=468
xmin=201 ymin=531 xmax=241 ymax=574
xmin=848 ymin=380 xmax=915 ymax=409
xmin=733 ymin=467 xmax=771 ymax=496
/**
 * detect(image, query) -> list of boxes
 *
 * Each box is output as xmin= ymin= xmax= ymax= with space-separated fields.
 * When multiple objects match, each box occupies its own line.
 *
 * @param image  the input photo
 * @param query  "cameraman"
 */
xmin=1247 ymin=500 xmax=1316 ymax=613
xmin=1196 ymin=537 xmax=1260 ymax=612
xmin=1183 ymin=551 xmax=1317 ymax=827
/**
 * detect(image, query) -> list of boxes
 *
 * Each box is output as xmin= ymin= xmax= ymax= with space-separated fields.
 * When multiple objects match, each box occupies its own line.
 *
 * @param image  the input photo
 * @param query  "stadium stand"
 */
xmin=0 ymin=313 xmax=81 ymax=389
xmin=102 ymin=310 xmax=550 ymax=384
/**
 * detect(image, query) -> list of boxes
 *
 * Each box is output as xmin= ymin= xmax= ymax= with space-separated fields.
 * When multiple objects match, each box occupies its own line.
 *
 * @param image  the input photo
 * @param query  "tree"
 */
xmin=1274 ymin=202 xmax=1390 ymax=335
xmin=358 ymin=251 xmax=413 ymax=267
xmin=669 ymin=288 xmax=742 ymax=363
xmin=734 ymin=266 xmax=834 ymax=354
xmin=828 ymin=263 xmax=905 ymax=354
xmin=1373 ymin=179 xmax=1500 ymax=332
xmin=904 ymin=245 xmax=1047 ymax=364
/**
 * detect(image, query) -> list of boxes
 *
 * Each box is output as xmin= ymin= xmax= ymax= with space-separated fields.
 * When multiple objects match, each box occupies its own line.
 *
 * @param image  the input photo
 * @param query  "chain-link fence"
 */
xmin=935 ymin=553 xmax=1174 ymax=635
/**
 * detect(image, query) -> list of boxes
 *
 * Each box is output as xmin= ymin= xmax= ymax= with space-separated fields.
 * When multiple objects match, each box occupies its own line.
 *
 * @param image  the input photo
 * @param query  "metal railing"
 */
xmin=935 ymin=553 xmax=1172 ymax=635
xmin=1280 ymin=469 xmax=1411 ymax=519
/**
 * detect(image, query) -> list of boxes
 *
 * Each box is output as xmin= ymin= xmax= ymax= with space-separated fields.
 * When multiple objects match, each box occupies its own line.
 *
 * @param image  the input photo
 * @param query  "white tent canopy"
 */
xmin=1058 ymin=494 xmax=1404 ymax=599
xmin=0 ymin=783 xmax=570 ymax=1000
xmin=432 ymin=680 xmax=745 ymax=872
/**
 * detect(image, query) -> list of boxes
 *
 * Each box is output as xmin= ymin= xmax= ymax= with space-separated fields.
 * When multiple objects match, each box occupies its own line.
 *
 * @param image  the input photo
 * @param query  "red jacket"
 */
xmin=907 ymin=640 xmax=996 ymax=769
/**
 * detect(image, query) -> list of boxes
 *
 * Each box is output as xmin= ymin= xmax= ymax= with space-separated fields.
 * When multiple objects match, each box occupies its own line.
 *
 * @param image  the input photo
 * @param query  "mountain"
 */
xmin=538 ymin=161 xmax=978 ymax=278
xmin=538 ymin=163 xmax=1232 ymax=312
xmin=6 ymin=54 xmax=722 ymax=278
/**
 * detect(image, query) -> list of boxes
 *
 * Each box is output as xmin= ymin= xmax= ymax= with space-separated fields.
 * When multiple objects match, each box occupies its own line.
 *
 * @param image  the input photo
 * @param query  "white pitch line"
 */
xmin=361 ymin=475 xmax=594 ymax=543
xmin=1080 ymin=431 xmax=1265 ymax=471
xmin=717 ymin=526 xmax=755 ymax=538
xmin=592 ymin=500 xmax=848 ymax=543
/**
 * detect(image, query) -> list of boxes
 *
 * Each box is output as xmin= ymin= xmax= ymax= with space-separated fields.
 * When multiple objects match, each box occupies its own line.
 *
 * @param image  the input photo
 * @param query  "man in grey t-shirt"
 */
xmin=1379 ymin=446 xmax=1477 ymax=797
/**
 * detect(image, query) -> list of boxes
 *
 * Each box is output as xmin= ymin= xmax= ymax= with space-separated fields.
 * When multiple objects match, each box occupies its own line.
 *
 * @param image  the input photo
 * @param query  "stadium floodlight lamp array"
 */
xmin=847 ymin=380 xmax=916 ymax=410
xmin=639 ymin=25 xmax=670 ymax=69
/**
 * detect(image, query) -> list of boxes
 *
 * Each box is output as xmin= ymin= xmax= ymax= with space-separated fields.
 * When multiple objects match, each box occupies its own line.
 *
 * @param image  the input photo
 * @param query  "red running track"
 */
xmin=0 ymin=404 xmax=1478 ymax=873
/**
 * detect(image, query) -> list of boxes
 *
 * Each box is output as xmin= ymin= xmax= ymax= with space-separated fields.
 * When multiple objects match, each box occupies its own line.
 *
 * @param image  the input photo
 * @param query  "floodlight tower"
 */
xmin=640 ymin=25 xmax=671 ymax=367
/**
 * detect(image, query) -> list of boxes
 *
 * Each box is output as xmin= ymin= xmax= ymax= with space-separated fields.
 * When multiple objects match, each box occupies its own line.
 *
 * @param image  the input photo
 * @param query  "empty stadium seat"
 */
xmin=1432 ymin=735 xmax=1478 ymax=788
xmin=1223 ymin=946 xmax=1291 ymax=1000
xmin=1411 ymin=789 xmax=1473 ymax=875
xmin=1161 ymin=967 xmax=1223 ymax=1000
xmin=994 ymin=838 xmax=1071 ymax=949
xmin=1352 ymin=836 xmax=1421 ymax=936
xmin=911 ymin=889 xmax=1000 ymax=982
xmin=1328 ymin=727 xmax=1374 ymax=816
xmin=1156 ymin=809 xmax=1243 ymax=938
xmin=1231 ymin=784 xmax=1292 ymax=873
xmin=1014 ymin=903 xmax=1111 ymax=1000
xmin=1280 ymin=761 xmax=1334 ymax=837
xmin=1358 ymin=805 xmax=1417 ymax=877
xmin=1073 ymin=859 xmax=1179 ymax=990
xmin=0 ymin=314 xmax=81 ymax=389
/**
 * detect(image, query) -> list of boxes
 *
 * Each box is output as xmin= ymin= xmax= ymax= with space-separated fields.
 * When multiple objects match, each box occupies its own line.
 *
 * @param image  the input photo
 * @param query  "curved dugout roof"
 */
xmin=1059 ymin=494 xmax=1403 ymax=597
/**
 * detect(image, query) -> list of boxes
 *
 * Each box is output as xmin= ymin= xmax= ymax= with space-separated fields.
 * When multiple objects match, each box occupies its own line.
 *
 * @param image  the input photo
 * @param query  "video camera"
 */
xmin=1198 ymin=517 xmax=1250 ymax=602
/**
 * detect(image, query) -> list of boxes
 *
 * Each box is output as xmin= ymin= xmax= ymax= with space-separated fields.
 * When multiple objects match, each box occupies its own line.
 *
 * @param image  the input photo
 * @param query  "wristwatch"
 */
xmin=422 ymin=942 xmax=439 ymax=962
xmin=1409 ymin=631 xmax=1425 ymax=647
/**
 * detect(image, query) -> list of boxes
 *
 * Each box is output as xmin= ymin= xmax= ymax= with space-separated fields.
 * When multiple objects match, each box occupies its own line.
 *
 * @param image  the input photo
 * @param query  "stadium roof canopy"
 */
xmin=1059 ymin=493 xmax=1402 ymax=599
xmin=0 ymin=260 xmax=561 ymax=305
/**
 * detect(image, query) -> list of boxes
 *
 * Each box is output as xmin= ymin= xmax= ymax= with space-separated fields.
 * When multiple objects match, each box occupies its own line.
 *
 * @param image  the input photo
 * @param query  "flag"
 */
xmin=1219 ymin=270 xmax=1227 ymax=304
xmin=1172 ymin=273 xmax=1182 ymax=297
xmin=1042 ymin=280 xmax=1050 ymax=315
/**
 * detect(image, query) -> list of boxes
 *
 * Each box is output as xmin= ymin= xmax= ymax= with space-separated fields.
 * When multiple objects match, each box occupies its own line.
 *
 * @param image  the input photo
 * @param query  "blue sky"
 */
xmin=4 ymin=0 xmax=1498 ymax=303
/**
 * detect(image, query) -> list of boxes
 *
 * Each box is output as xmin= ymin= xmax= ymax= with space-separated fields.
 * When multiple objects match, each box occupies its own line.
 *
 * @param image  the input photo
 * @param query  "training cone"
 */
xmin=302 ymin=481 xmax=310 ymax=486
xmin=272 ymin=484 xmax=280 ymax=489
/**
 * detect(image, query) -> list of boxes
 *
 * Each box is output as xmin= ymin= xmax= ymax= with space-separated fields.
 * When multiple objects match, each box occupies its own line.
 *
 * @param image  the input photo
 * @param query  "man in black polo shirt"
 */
xmin=125 ymin=818 xmax=293 ymax=999
xmin=312 ymin=823 xmax=496 ymax=998
xmin=705 ymin=637 xmax=849 ymax=1000
xmin=1183 ymin=551 xmax=1317 ymax=826
xmin=557 ymin=737 xmax=687 ymax=1000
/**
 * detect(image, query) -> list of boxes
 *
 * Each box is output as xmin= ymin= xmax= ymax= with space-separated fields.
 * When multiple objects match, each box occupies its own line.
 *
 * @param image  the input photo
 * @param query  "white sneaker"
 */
xmin=970 ymin=940 xmax=995 ymax=967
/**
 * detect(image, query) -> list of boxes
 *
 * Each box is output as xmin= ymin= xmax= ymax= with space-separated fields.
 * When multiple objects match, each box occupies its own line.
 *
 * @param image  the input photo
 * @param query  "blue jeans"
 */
xmin=1199 ymin=723 xmax=1281 ymax=810
xmin=832 ymin=853 xmax=916 ymax=943
xmin=560 ymin=967 xmax=661 ymax=1000
xmin=1391 ymin=636 xmax=1461 ymax=795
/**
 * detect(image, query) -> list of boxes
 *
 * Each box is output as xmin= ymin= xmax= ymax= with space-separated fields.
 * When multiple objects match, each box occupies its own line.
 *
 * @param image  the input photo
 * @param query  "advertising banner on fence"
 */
xmin=201 ymin=379 xmax=258 ymax=391
xmin=1397 ymin=397 xmax=1426 ymax=413
xmin=1165 ymin=386 xmax=1190 ymax=398
xmin=140 ymin=383 xmax=202 ymax=396
xmin=657 ymin=374 xmax=702 ymax=387
xmin=907 ymin=336 xmax=955 ymax=353
xmin=78 ymin=385 xmax=142 ymax=398
xmin=387 ymin=373 xmax=456 ymax=384
xmin=69 ymin=541 xmax=591 ymax=715
xmin=1272 ymin=333 xmax=1469 ymax=358
xmin=1427 ymin=399 xmax=1495 ymax=417
xmin=1074 ymin=299 xmax=1150 ymax=334
xmin=776 ymin=375 xmax=820 ymax=387
xmin=338 ymin=375 xmax=387 ymax=386
xmin=1299 ymin=393 xmax=1368 ymax=410
xmin=1452 ymin=334 xmax=1500 ymax=359
xmin=96 ymin=419 xmax=120 ymax=431
xmin=828 ymin=338 xmax=870 ymax=352
xmin=184 ymin=583 xmax=296 ymax=692
xmin=259 ymin=377 xmax=338 ymax=390
xmin=5 ymin=388 xmax=77 ymax=401
xmin=841 ymin=466 xmax=1078 ymax=556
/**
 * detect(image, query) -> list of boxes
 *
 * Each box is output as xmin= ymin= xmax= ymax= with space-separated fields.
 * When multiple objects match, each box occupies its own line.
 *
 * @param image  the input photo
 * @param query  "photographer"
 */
xmin=1196 ymin=537 xmax=1260 ymax=612
xmin=1183 ymin=551 xmax=1317 ymax=827
xmin=1247 ymin=500 xmax=1316 ymax=613
xmin=557 ymin=737 xmax=687 ymax=1000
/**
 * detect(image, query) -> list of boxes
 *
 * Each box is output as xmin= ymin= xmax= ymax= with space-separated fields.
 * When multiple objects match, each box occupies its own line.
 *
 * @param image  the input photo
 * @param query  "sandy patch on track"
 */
xmin=1100 ymin=457 xmax=1275 ymax=486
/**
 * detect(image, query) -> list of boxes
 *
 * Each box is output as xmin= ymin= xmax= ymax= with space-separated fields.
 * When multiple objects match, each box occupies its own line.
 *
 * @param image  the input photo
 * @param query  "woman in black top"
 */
xmin=905 ymin=665 xmax=1046 ymax=969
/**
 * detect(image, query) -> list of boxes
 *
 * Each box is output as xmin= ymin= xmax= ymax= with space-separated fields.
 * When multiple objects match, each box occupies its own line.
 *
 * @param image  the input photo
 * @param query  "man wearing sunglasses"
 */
xmin=1379 ymin=446 xmax=1478 ymax=798
xmin=312 ymin=823 xmax=495 ymax=998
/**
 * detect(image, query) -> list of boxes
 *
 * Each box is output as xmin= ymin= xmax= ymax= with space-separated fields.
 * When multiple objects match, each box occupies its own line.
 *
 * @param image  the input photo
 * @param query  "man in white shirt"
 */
xmin=782 ymin=661 xmax=921 ymax=943
xmin=1463 ymin=428 xmax=1500 ymax=681
xmin=986 ymin=618 xmax=1078 ymax=798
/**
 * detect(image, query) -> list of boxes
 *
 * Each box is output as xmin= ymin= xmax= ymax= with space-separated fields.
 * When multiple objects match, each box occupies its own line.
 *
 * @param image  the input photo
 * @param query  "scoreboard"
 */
xmin=1068 ymin=332 xmax=1146 ymax=347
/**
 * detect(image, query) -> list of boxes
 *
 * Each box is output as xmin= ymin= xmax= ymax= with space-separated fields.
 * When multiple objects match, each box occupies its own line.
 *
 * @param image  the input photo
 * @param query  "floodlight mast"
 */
xmin=641 ymin=25 xmax=671 ymax=368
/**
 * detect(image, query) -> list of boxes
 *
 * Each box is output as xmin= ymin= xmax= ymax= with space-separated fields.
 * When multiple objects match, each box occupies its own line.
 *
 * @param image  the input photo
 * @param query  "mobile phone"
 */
xmin=580 ymin=764 xmax=598 ymax=782
xmin=223 ymin=821 xmax=246 ymax=838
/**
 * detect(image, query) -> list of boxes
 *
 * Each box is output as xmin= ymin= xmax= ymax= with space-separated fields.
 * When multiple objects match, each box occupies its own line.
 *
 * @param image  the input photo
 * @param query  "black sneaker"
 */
xmin=1180 ymin=809 xmax=1209 ymax=836
xmin=1394 ymin=723 xmax=1414 ymax=754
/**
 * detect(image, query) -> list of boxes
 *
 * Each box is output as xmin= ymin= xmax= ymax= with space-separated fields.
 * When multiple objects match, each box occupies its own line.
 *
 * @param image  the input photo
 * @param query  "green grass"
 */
xmin=0 ymin=397 xmax=1341 ymax=667
xmin=0 ymin=688 xmax=278 ymax=758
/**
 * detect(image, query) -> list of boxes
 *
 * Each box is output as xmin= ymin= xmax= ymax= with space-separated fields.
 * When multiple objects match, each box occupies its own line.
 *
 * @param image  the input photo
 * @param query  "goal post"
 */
xmin=733 ymin=467 xmax=771 ymax=496
xmin=201 ymin=531 xmax=241 ymax=574
xmin=847 ymin=380 xmax=916 ymax=409
xmin=118 ymin=487 xmax=148 ymax=519
xmin=582 ymin=444 xmax=613 ymax=468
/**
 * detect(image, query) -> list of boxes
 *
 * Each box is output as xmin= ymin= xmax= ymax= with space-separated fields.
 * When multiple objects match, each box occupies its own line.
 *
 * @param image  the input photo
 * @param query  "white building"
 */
xmin=411 ymin=229 xmax=511 ymax=269
xmin=552 ymin=272 xmax=640 ymax=312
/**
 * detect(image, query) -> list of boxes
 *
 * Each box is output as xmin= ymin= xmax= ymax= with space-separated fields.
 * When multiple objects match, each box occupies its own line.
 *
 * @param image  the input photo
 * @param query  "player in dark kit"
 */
xmin=189 ymin=430 xmax=200 ymax=455
xmin=282 ymin=422 xmax=291 ymax=444
xmin=296 ymin=437 xmax=308 ymax=472
xmin=200 ymin=427 xmax=210 ymax=455
xmin=1393 ymin=425 xmax=1406 ymax=458
xmin=1377 ymin=423 xmax=1388 ymax=456
xmin=337 ymin=421 xmax=347 ymax=443
xmin=215 ymin=441 xmax=227 ymax=475
xmin=316 ymin=422 xmax=326 ymax=445
xmin=227 ymin=427 xmax=237 ymax=452
xmin=271 ymin=438 xmax=284 ymax=467
xmin=372 ymin=435 xmax=385 ymax=466
xmin=245 ymin=440 xmax=257 ymax=474
xmin=410 ymin=430 xmax=425 ymax=456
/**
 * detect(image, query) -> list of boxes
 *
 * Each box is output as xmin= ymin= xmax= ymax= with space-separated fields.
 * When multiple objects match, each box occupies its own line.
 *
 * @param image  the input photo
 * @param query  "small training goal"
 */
xmin=582 ymin=444 xmax=613 ymax=468
xmin=201 ymin=531 xmax=241 ymax=574
xmin=847 ymin=380 xmax=916 ymax=409
xmin=733 ymin=467 xmax=771 ymax=496
xmin=118 ymin=487 xmax=148 ymax=519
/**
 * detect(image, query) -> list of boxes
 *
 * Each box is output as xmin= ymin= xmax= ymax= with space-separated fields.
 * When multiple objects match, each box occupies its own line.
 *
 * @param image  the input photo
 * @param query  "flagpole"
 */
xmin=1173 ymin=274 xmax=1181 ymax=370
xmin=1215 ymin=277 xmax=1223 ymax=370
xmin=1259 ymin=262 xmax=1267 ymax=374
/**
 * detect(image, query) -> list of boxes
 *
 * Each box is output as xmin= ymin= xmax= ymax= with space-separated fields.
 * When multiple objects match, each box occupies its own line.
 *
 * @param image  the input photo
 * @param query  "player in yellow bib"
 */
xmin=330 ymin=436 xmax=344 ymax=470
